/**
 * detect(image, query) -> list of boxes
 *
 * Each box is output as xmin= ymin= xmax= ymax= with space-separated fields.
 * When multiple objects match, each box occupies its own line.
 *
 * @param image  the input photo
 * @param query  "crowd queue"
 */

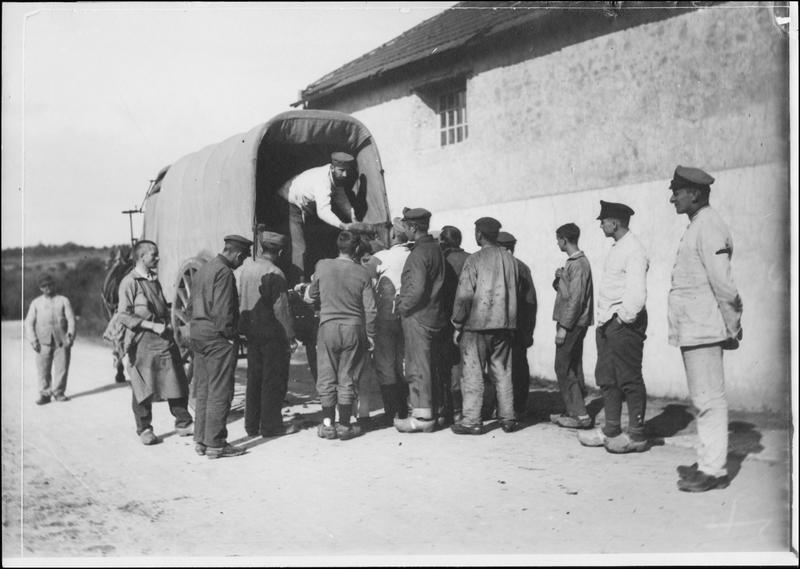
xmin=26 ymin=158 xmax=742 ymax=493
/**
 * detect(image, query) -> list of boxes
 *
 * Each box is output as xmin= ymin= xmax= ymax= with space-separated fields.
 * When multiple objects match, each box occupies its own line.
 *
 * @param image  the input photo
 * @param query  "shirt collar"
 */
xmin=567 ymin=250 xmax=585 ymax=260
xmin=133 ymin=266 xmax=157 ymax=281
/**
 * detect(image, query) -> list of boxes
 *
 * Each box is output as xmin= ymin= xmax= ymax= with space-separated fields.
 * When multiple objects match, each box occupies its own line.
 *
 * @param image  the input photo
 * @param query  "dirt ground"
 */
xmin=1 ymin=321 xmax=796 ymax=565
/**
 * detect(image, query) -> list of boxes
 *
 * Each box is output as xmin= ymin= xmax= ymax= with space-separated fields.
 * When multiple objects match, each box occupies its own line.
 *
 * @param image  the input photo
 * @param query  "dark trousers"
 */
xmin=316 ymin=321 xmax=367 ymax=407
xmin=436 ymin=324 xmax=462 ymax=420
xmin=373 ymin=318 xmax=404 ymax=387
xmin=191 ymin=338 xmax=238 ymax=448
xmin=131 ymin=391 xmax=192 ymax=435
xmin=245 ymin=337 xmax=290 ymax=436
xmin=554 ymin=326 xmax=589 ymax=418
xmin=595 ymin=311 xmax=648 ymax=440
xmin=511 ymin=339 xmax=530 ymax=416
xmin=402 ymin=317 xmax=442 ymax=419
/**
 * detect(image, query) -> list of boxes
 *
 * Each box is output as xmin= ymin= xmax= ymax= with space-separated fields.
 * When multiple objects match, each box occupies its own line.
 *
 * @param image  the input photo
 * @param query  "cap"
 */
xmin=597 ymin=200 xmax=634 ymax=220
xmin=37 ymin=273 xmax=54 ymax=287
xmin=669 ymin=165 xmax=715 ymax=190
xmin=259 ymin=230 xmax=287 ymax=249
xmin=497 ymin=231 xmax=517 ymax=245
xmin=401 ymin=207 xmax=432 ymax=222
xmin=224 ymin=234 xmax=254 ymax=250
xmin=331 ymin=152 xmax=356 ymax=168
xmin=475 ymin=216 xmax=502 ymax=237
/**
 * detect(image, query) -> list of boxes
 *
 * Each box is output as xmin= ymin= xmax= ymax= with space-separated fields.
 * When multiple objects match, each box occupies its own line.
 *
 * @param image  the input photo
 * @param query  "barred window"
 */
xmin=439 ymin=89 xmax=468 ymax=147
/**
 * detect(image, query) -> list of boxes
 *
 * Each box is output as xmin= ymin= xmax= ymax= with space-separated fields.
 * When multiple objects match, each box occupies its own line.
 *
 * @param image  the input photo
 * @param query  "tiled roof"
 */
xmin=299 ymin=1 xmax=704 ymax=104
xmin=300 ymin=1 xmax=555 ymax=102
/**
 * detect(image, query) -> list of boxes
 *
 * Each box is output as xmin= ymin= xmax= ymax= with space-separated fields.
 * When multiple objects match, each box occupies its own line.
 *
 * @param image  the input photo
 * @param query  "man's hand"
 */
xmin=151 ymin=322 xmax=167 ymax=336
xmin=555 ymin=326 xmax=567 ymax=346
xmin=452 ymin=328 xmax=462 ymax=346
xmin=554 ymin=267 xmax=563 ymax=280
xmin=66 ymin=333 xmax=75 ymax=347
xmin=31 ymin=339 xmax=41 ymax=353
xmin=367 ymin=337 xmax=375 ymax=352
xmin=289 ymin=339 xmax=299 ymax=353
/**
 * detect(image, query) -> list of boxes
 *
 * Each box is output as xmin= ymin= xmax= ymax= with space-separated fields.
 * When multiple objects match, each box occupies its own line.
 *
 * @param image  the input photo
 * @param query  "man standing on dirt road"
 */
xmin=238 ymin=228 xmax=300 ymax=439
xmin=116 ymin=240 xmax=193 ymax=446
xmin=304 ymin=231 xmax=376 ymax=441
xmin=25 ymin=273 xmax=75 ymax=405
xmin=668 ymin=166 xmax=743 ymax=493
xmin=190 ymin=234 xmax=253 ymax=459
xmin=450 ymin=217 xmax=520 ymax=436
xmin=394 ymin=207 xmax=447 ymax=433
xmin=578 ymin=201 xmax=650 ymax=454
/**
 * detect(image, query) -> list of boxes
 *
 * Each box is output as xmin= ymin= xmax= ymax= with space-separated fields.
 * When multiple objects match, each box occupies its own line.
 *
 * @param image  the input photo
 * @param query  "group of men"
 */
xmin=25 ymin=160 xmax=742 ymax=492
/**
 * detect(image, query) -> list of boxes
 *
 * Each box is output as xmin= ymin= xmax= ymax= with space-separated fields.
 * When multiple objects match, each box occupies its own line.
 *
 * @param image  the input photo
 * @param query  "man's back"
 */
xmin=398 ymin=235 xmax=446 ymax=328
xmin=453 ymin=245 xmax=519 ymax=331
xmin=308 ymin=258 xmax=376 ymax=335
xmin=190 ymin=255 xmax=238 ymax=342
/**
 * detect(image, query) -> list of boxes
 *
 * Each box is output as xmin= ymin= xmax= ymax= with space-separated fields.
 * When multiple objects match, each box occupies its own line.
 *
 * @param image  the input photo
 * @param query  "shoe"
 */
xmin=450 ymin=421 xmax=482 ymax=435
xmin=317 ymin=423 xmax=338 ymax=440
xmin=262 ymin=423 xmax=300 ymax=437
xmin=677 ymin=470 xmax=730 ymax=493
xmin=206 ymin=444 xmax=246 ymax=459
xmin=553 ymin=414 xmax=592 ymax=429
xmin=35 ymin=395 xmax=51 ymax=406
xmin=356 ymin=417 xmax=373 ymax=433
xmin=677 ymin=462 xmax=699 ymax=479
xmin=53 ymin=394 xmax=70 ymax=402
xmin=175 ymin=424 xmax=194 ymax=437
xmin=577 ymin=427 xmax=606 ymax=447
xmin=335 ymin=423 xmax=363 ymax=441
xmin=500 ymin=420 xmax=520 ymax=433
xmin=604 ymin=433 xmax=650 ymax=454
xmin=139 ymin=429 xmax=161 ymax=446
xmin=394 ymin=416 xmax=436 ymax=433
xmin=195 ymin=443 xmax=206 ymax=456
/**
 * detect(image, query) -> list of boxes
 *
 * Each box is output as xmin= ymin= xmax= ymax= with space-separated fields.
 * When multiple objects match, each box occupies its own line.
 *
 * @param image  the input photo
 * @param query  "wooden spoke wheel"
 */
xmin=171 ymin=257 xmax=206 ymax=391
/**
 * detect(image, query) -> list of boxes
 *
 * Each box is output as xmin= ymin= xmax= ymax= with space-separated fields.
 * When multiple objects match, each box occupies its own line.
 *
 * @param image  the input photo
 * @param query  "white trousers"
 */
xmin=681 ymin=344 xmax=728 ymax=477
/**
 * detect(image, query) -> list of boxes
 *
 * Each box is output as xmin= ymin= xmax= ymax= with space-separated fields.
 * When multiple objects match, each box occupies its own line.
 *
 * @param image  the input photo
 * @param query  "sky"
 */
xmin=1 ymin=1 xmax=457 ymax=249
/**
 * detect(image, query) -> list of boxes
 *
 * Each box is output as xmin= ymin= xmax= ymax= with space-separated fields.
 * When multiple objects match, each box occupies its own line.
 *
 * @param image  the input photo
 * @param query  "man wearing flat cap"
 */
xmin=668 ymin=166 xmax=742 ymax=493
xmin=395 ymin=207 xmax=447 ymax=433
xmin=496 ymin=231 xmax=537 ymax=418
xmin=364 ymin=217 xmax=412 ymax=425
xmin=238 ymin=227 xmax=299 ymax=439
xmin=579 ymin=201 xmax=650 ymax=453
xmin=277 ymin=152 xmax=365 ymax=283
xmin=451 ymin=217 xmax=520 ymax=435
xmin=190 ymin=234 xmax=252 ymax=459
xmin=25 ymin=273 xmax=75 ymax=405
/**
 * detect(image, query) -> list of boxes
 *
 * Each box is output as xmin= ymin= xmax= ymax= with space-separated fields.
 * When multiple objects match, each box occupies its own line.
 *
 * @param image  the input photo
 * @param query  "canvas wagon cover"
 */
xmin=143 ymin=110 xmax=389 ymax=302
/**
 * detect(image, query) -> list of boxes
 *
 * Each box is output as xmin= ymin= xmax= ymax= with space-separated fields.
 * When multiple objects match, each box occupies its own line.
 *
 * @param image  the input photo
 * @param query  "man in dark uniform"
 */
xmin=190 ymin=234 xmax=252 ymax=459
xmin=496 ymin=231 xmax=537 ymax=418
xmin=239 ymin=229 xmax=299 ymax=439
xmin=395 ymin=207 xmax=447 ymax=433
xmin=438 ymin=225 xmax=470 ymax=424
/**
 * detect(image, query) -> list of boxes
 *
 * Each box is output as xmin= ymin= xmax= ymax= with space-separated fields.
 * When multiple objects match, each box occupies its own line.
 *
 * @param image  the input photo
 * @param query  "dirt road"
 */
xmin=1 ymin=321 xmax=794 ymax=563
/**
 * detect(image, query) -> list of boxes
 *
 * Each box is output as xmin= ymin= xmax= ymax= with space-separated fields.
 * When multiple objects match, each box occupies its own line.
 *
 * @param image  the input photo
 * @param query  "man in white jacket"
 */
xmin=668 ymin=165 xmax=743 ymax=493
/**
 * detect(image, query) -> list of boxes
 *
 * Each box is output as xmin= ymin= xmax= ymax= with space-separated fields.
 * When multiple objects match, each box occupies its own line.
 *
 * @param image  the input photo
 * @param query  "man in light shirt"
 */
xmin=25 ymin=273 xmax=76 ymax=405
xmin=578 ymin=201 xmax=650 ymax=453
xmin=668 ymin=166 xmax=742 ymax=493
xmin=277 ymin=152 xmax=364 ymax=283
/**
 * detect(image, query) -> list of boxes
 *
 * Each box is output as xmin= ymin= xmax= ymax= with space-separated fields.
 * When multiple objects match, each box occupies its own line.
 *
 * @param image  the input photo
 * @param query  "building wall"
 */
xmin=317 ymin=6 xmax=791 ymax=412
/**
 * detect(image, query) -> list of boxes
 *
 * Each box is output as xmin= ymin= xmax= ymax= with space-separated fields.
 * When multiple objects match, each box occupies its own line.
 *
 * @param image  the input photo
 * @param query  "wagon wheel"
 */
xmin=171 ymin=257 xmax=206 ymax=404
